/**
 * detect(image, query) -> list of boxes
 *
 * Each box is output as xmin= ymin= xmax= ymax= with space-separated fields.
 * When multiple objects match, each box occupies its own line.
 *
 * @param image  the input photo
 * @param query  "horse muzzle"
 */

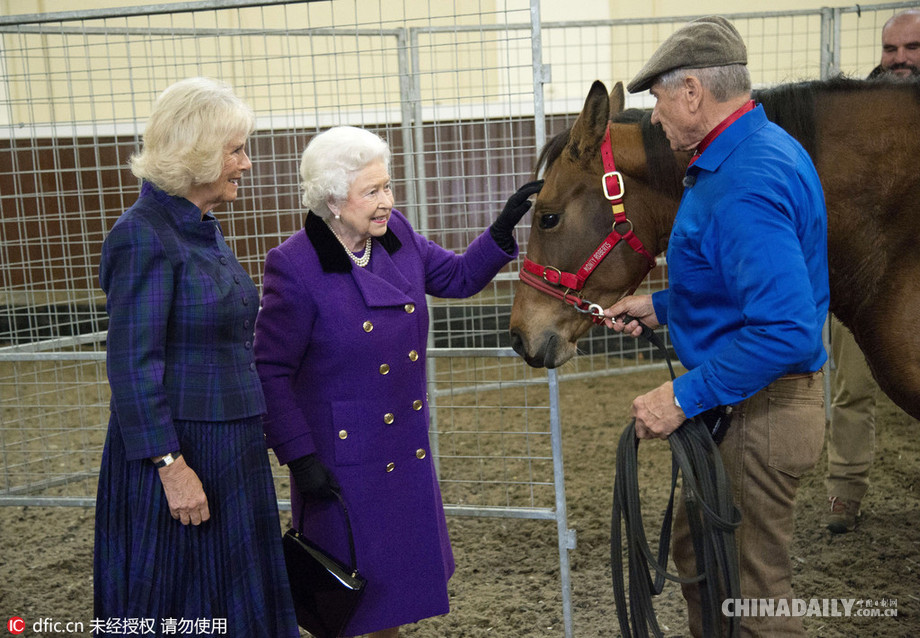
xmin=509 ymin=327 xmax=575 ymax=369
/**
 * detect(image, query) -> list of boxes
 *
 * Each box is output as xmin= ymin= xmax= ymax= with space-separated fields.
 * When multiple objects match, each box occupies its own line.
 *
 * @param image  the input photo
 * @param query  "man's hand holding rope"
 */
xmin=632 ymin=380 xmax=685 ymax=439
xmin=604 ymin=294 xmax=686 ymax=439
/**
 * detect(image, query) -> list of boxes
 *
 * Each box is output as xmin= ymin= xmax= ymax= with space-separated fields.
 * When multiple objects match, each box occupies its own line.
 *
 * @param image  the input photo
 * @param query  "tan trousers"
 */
xmin=672 ymin=371 xmax=825 ymax=637
xmin=825 ymin=316 xmax=879 ymax=502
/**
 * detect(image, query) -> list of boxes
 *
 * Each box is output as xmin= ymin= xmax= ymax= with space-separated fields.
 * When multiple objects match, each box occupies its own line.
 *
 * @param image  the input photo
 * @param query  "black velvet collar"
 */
xmin=304 ymin=211 xmax=402 ymax=273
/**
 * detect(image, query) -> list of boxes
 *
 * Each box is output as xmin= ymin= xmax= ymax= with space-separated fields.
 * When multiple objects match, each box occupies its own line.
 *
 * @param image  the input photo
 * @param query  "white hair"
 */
xmin=657 ymin=64 xmax=751 ymax=102
xmin=300 ymin=126 xmax=391 ymax=218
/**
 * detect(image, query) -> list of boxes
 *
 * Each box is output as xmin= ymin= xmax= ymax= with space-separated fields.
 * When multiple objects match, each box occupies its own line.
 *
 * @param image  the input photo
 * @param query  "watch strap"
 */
xmin=153 ymin=451 xmax=182 ymax=468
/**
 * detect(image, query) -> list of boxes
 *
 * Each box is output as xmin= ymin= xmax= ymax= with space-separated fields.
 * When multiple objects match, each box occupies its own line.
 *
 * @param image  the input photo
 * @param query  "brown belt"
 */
xmin=778 ymin=371 xmax=818 ymax=380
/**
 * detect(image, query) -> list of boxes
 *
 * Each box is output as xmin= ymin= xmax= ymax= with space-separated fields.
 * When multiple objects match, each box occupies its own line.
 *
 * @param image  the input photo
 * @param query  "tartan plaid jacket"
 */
xmin=99 ymin=182 xmax=266 ymax=461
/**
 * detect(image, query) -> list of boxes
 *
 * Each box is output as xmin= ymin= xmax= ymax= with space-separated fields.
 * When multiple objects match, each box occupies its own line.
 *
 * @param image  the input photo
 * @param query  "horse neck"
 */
xmin=647 ymin=188 xmax=682 ymax=257
xmin=610 ymin=120 xmax=689 ymax=256
xmin=621 ymin=162 xmax=686 ymax=258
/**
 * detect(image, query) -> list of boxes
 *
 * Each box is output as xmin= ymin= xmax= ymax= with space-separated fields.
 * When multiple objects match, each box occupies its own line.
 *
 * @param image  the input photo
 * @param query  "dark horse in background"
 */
xmin=509 ymin=77 xmax=920 ymax=420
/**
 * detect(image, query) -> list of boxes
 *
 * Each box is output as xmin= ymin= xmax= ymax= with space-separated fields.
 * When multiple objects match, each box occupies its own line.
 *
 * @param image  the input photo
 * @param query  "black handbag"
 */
xmin=282 ymin=490 xmax=366 ymax=638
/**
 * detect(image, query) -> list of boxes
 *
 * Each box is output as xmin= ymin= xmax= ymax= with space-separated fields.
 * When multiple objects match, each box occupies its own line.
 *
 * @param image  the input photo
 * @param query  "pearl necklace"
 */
xmin=325 ymin=219 xmax=372 ymax=268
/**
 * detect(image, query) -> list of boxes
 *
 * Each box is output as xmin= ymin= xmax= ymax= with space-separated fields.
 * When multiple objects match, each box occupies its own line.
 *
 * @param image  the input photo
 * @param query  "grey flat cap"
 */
xmin=627 ymin=16 xmax=747 ymax=93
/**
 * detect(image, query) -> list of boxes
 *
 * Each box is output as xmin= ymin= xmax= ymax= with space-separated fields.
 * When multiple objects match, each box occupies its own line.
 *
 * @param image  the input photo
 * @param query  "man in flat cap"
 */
xmin=605 ymin=15 xmax=829 ymax=637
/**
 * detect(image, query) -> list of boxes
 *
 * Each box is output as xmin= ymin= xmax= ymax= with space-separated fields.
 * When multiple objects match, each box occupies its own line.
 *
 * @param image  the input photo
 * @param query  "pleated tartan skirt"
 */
xmin=93 ymin=415 xmax=300 ymax=637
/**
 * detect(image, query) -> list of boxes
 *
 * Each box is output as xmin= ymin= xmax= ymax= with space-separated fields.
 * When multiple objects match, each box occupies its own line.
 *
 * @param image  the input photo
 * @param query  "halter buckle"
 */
xmin=542 ymin=265 xmax=562 ymax=285
xmin=602 ymin=171 xmax=625 ymax=201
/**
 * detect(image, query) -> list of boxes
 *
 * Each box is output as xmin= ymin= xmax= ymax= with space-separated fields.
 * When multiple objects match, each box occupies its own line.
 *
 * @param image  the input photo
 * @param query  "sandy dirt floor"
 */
xmin=2 ymin=366 xmax=918 ymax=637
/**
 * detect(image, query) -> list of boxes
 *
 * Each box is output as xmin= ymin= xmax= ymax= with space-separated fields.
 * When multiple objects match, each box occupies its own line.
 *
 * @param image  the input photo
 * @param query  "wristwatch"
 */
xmin=152 ymin=451 xmax=182 ymax=468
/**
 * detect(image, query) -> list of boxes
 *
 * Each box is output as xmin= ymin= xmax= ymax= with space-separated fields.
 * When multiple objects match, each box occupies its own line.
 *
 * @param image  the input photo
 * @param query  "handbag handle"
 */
xmin=296 ymin=489 xmax=359 ymax=574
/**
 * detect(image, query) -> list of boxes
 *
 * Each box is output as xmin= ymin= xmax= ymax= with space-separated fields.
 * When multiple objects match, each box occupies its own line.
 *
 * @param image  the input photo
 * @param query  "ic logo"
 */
xmin=7 ymin=617 xmax=25 ymax=634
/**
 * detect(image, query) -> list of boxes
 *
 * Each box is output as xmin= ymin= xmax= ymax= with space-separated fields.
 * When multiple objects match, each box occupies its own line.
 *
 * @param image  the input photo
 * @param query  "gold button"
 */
xmin=338 ymin=429 xmax=348 ymax=439
xmin=404 ymin=303 xmax=415 ymax=314
xmin=416 ymin=448 xmax=427 ymax=459
xmin=384 ymin=413 xmax=395 ymax=425
xmin=363 ymin=321 xmax=373 ymax=333
xmin=408 ymin=350 xmax=419 ymax=361
xmin=413 ymin=399 xmax=423 ymax=411
xmin=386 ymin=462 xmax=395 ymax=472
xmin=379 ymin=363 xmax=390 ymax=375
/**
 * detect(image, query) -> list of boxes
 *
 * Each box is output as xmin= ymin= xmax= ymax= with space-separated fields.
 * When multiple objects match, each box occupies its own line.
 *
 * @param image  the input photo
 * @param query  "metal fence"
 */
xmin=1 ymin=1 xmax=915 ymax=635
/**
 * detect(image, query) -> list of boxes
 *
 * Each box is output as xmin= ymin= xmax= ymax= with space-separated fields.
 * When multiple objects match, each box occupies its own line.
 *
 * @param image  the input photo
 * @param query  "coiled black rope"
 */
xmin=610 ymin=319 xmax=742 ymax=637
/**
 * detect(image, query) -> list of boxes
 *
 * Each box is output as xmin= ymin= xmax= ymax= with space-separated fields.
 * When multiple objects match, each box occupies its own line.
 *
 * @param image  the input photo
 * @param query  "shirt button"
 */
xmin=338 ymin=430 xmax=348 ymax=439
xmin=244 ymin=341 xmax=252 ymax=350
xmin=241 ymin=296 xmax=249 ymax=305
xmin=416 ymin=448 xmax=426 ymax=460
xmin=244 ymin=319 xmax=251 ymax=329
xmin=249 ymin=362 xmax=256 ymax=371
xmin=408 ymin=350 xmax=418 ymax=361
xmin=384 ymin=413 xmax=394 ymax=425
xmin=363 ymin=321 xmax=373 ymax=333
xmin=413 ymin=400 xmax=423 ymax=411
xmin=386 ymin=462 xmax=395 ymax=473
xmin=379 ymin=364 xmax=390 ymax=375
xmin=404 ymin=303 xmax=415 ymax=314
xmin=233 ymin=275 xmax=241 ymax=284
xmin=219 ymin=256 xmax=228 ymax=265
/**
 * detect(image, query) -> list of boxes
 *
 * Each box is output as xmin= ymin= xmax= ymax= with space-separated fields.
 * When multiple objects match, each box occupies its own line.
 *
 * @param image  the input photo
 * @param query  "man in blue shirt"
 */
xmin=604 ymin=16 xmax=829 ymax=637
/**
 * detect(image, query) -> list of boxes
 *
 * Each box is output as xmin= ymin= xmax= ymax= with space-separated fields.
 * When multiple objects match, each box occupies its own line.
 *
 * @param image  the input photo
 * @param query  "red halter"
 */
xmin=519 ymin=124 xmax=657 ymax=324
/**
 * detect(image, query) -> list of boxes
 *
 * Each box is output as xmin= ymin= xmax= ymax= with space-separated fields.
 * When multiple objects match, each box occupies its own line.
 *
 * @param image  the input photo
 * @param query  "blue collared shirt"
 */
xmin=652 ymin=105 xmax=829 ymax=416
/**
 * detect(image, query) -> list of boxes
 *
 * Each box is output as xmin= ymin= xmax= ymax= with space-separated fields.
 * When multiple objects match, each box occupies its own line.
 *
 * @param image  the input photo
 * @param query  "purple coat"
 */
xmin=254 ymin=210 xmax=515 ymax=634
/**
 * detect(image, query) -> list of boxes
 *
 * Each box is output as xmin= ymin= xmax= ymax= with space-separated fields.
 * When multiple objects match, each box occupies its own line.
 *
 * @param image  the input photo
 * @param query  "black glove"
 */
xmin=288 ymin=453 xmax=340 ymax=501
xmin=489 ymin=180 xmax=544 ymax=254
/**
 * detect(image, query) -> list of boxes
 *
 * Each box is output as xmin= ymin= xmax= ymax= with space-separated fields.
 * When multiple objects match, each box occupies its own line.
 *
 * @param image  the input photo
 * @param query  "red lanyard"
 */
xmin=688 ymin=99 xmax=756 ymax=166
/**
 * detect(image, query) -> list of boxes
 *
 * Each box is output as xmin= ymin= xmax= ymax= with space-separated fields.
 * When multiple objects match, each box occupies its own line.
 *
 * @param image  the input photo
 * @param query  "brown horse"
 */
xmin=509 ymin=78 xmax=920 ymax=420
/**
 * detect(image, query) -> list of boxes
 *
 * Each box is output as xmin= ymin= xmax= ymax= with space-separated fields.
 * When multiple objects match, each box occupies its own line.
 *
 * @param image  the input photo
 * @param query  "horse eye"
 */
xmin=539 ymin=213 xmax=560 ymax=230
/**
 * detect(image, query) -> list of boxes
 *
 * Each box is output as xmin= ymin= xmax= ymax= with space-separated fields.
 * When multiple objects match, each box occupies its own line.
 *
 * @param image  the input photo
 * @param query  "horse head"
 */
xmin=509 ymin=80 xmax=688 ymax=368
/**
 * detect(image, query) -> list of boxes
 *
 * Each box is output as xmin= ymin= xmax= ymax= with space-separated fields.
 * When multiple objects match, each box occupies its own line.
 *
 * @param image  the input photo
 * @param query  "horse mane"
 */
xmin=534 ymin=128 xmax=569 ymax=181
xmin=754 ymin=75 xmax=920 ymax=161
xmin=535 ymin=108 xmax=683 ymax=200
xmin=535 ymin=77 xmax=920 ymax=195
xmin=752 ymin=81 xmax=820 ymax=158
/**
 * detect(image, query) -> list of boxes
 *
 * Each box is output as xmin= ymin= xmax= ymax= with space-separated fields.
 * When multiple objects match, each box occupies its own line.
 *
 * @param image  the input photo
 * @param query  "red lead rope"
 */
xmin=520 ymin=124 xmax=657 ymax=323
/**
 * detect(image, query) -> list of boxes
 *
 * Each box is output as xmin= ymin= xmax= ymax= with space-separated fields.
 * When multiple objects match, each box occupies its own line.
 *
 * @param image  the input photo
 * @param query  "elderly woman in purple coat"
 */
xmin=254 ymin=125 xmax=541 ymax=637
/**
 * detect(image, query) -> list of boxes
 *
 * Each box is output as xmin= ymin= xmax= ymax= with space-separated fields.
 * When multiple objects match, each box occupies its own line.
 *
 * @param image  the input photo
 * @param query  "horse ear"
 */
xmin=567 ymin=80 xmax=609 ymax=161
xmin=609 ymin=82 xmax=625 ymax=119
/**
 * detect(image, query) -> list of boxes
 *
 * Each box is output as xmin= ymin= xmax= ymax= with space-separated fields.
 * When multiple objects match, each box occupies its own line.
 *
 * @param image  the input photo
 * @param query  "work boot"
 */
xmin=826 ymin=496 xmax=860 ymax=533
